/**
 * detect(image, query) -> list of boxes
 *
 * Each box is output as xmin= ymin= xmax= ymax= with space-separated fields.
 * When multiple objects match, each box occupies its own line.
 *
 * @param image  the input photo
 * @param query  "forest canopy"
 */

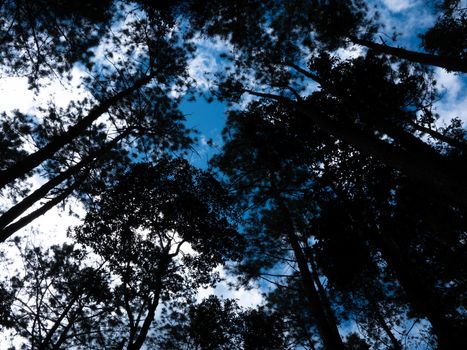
xmin=0 ymin=1 xmax=466 ymax=349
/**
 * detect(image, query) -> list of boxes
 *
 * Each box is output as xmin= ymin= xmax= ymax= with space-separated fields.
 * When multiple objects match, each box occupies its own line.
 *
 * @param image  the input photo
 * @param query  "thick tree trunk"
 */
xmin=350 ymin=36 xmax=467 ymax=73
xmin=0 ymin=73 xmax=153 ymax=189
xmin=376 ymin=233 xmax=466 ymax=349
xmin=274 ymin=194 xmax=346 ymax=350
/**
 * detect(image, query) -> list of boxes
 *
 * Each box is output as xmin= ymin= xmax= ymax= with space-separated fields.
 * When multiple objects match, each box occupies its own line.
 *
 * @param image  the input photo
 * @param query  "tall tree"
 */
xmin=71 ymin=158 xmax=243 ymax=349
xmin=213 ymin=100 xmax=466 ymax=349
xmin=1 ymin=158 xmax=243 ymax=349
xmin=0 ymin=0 xmax=113 ymax=85
xmin=0 ymin=1 xmax=194 ymax=238
xmin=181 ymin=0 xmax=467 ymax=210
xmin=212 ymin=102 xmax=348 ymax=350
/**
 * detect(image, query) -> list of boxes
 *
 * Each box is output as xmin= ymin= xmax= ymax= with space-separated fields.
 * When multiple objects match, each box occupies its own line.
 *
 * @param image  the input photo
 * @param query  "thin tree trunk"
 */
xmin=283 ymin=61 xmax=455 ymax=163
xmin=127 ymin=255 xmax=169 ymax=350
xmin=38 ymin=297 xmax=77 ymax=350
xmin=273 ymin=193 xmax=346 ymax=350
xmin=51 ymin=304 xmax=84 ymax=350
xmin=127 ymin=288 xmax=162 ymax=350
xmin=307 ymin=251 xmax=341 ymax=338
xmin=369 ymin=299 xmax=402 ymax=350
xmin=409 ymin=121 xmax=467 ymax=151
xmin=0 ymin=73 xmax=153 ymax=189
xmin=297 ymin=103 xmax=466 ymax=209
xmin=0 ymin=179 xmax=81 ymax=241
xmin=0 ymin=129 xmax=130 ymax=230
xmin=350 ymin=36 xmax=467 ymax=73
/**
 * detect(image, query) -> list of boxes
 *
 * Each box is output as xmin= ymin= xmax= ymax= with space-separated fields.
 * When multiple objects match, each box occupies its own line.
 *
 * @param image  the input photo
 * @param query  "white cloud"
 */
xmin=197 ymin=265 xmax=264 ymax=308
xmin=335 ymin=44 xmax=365 ymax=61
xmin=0 ymin=77 xmax=35 ymax=113
xmin=35 ymin=67 xmax=88 ymax=109
xmin=382 ymin=0 xmax=416 ymax=12
xmin=186 ymin=35 xmax=233 ymax=91
xmin=0 ymin=67 xmax=88 ymax=117
xmin=375 ymin=1 xmax=435 ymax=45
xmin=188 ymin=52 xmax=219 ymax=90
xmin=433 ymin=69 xmax=467 ymax=124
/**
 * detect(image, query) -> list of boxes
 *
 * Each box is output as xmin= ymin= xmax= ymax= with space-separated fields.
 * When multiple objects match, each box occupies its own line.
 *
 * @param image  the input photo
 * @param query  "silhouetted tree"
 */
xmin=71 ymin=158 xmax=243 ymax=349
xmin=212 ymin=102 xmax=348 ymax=350
xmin=0 ymin=1 xmax=193 ymax=239
xmin=181 ymin=0 xmax=467 ymax=210
xmin=0 ymin=241 xmax=115 ymax=349
xmin=158 ymin=295 xmax=288 ymax=350
xmin=213 ymin=99 xmax=466 ymax=349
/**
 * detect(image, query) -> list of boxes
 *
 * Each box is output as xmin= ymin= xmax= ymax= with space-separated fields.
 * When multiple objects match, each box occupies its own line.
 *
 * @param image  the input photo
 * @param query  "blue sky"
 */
xmin=181 ymin=97 xmax=227 ymax=169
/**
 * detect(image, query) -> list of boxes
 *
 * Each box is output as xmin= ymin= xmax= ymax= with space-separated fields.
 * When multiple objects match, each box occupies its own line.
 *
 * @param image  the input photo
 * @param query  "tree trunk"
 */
xmin=0 ymin=179 xmax=81 ymax=241
xmin=350 ymin=36 xmax=467 ymax=73
xmin=284 ymin=61 xmax=457 ymax=161
xmin=294 ymin=101 xmax=467 ymax=210
xmin=370 ymin=300 xmax=402 ymax=350
xmin=0 ymin=73 xmax=153 ymax=189
xmin=126 ymin=255 xmax=169 ymax=350
xmin=408 ymin=121 xmax=467 ymax=151
xmin=273 ymin=193 xmax=346 ymax=350
xmin=0 ymin=130 xmax=130 ymax=231
xmin=38 ymin=297 xmax=77 ymax=350
xmin=51 ymin=304 xmax=83 ymax=350
xmin=244 ymin=90 xmax=467 ymax=210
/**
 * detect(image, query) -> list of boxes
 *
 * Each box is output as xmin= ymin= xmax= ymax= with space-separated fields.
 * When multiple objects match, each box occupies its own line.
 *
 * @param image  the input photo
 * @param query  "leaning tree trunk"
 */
xmin=243 ymin=90 xmax=467 ymax=211
xmin=0 ymin=177 xmax=82 ymax=241
xmin=0 ymin=73 xmax=154 ymax=190
xmin=368 ymin=297 xmax=402 ymax=350
xmin=0 ymin=129 xmax=131 ymax=233
xmin=350 ymin=36 xmax=467 ymax=73
xmin=126 ymin=254 xmax=169 ymax=350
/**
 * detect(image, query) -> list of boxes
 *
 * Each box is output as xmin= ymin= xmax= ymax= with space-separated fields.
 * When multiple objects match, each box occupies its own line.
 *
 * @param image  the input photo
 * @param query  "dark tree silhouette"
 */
xmin=182 ymin=0 xmax=467 ymax=210
xmin=0 ymin=2 xmax=465 ymax=350
xmin=0 ymin=241 xmax=115 ymax=349
xmin=71 ymin=158 xmax=243 ymax=349
xmin=212 ymin=103 xmax=348 ymax=350
xmin=0 ymin=0 xmax=113 ymax=85
xmin=213 ymin=100 xmax=466 ymax=349
xmin=1 ymin=158 xmax=243 ymax=349
xmin=0 ymin=1 xmax=193 ymax=239
xmin=158 ymin=295 xmax=288 ymax=350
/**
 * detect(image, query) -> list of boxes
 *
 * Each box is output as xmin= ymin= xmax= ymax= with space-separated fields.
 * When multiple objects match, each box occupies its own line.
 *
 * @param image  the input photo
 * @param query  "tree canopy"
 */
xmin=0 ymin=1 xmax=465 ymax=349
